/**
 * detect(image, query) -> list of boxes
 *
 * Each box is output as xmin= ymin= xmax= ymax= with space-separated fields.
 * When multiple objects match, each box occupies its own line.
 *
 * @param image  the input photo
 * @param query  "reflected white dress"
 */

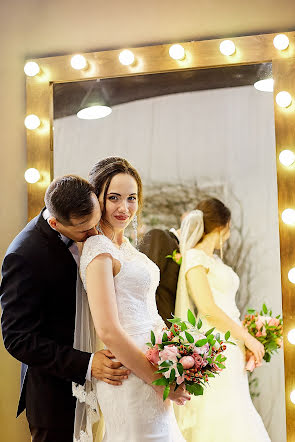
xmin=174 ymin=248 xmax=271 ymax=442
xmin=80 ymin=235 xmax=185 ymax=442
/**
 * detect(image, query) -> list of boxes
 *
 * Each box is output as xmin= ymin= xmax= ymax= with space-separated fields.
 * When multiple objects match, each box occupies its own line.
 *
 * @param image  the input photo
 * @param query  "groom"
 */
xmin=0 ymin=175 xmax=130 ymax=442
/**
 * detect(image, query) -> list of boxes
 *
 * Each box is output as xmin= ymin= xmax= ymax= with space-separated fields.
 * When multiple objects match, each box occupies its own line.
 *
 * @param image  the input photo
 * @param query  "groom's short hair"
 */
xmin=45 ymin=175 xmax=95 ymax=225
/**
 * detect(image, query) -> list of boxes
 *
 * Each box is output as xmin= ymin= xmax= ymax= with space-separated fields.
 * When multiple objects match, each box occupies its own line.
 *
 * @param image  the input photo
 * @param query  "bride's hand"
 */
xmin=152 ymin=383 xmax=191 ymax=405
xmin=244 ymin=333 xmax=265 ymax=365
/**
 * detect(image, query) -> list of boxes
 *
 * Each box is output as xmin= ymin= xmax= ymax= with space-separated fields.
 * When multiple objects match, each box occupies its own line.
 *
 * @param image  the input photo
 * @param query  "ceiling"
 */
xmin=53 ymin=63 xmax=272 ymax=119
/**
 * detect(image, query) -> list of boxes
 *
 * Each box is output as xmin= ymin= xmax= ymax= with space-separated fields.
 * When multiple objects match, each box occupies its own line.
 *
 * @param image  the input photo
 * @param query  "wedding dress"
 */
xmin=174 ymin=246 xmax=271 ymax=442
xmin=75 ymin=234 xmax=185 ymax=442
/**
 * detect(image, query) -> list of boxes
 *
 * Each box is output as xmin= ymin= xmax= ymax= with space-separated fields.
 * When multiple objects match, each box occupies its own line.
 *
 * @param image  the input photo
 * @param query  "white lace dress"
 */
xmin=175 ymin=248 xmax=271 ymax=442
xmin=79 ymin=235 xmax=185 ymax=442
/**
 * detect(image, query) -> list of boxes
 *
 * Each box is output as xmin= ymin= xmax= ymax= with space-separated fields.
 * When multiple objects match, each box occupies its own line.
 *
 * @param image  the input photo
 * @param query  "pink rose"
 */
xmin=159 ymin=345 xmax=179 ymax=363
xmin=146 ymin=346 xmax=160 ymax=365
xmin=268 ymin=318 xmax=280 ymax=327
xmin=255 ymin=317 xmax=264 ymax=331
xmin=179 ymin=356 xmax=195 ymax=369
xmin=256 ymin=326 xmax=266 ymax=337
xmin=193 ymin=354 xmax=204 ymax=369
xmin=156 ymin=330 xmax=173 ymax=344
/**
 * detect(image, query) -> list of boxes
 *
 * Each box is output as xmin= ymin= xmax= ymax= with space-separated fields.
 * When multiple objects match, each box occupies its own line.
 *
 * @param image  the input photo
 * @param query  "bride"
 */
xmin=174 ymin=198 xmax=271 ymax=442
xmin=73 ymin=157 xmax=189 ymax=442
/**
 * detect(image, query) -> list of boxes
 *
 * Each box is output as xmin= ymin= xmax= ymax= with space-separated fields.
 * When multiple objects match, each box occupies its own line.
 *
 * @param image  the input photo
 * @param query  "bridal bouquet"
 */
xmin=243 ymin=304 xmax=283 ymax=371
xmin=146 ymin=310 xmax=234 ymax=400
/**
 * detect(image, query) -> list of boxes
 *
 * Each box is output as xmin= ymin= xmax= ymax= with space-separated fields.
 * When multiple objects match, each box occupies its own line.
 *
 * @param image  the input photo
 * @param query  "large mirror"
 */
xmin=53 ymin=63 xmax=285 ymax=441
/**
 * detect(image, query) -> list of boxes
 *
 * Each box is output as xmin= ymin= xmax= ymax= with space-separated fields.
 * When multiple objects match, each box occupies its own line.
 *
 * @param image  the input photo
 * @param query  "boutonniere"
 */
xmin=166 ymin=249 xmax=182 ymax=265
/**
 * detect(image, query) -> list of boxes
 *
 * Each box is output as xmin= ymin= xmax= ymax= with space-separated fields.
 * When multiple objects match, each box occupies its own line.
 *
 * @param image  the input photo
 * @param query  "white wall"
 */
xmin=54 ymin=84 xmax=285 ymax=442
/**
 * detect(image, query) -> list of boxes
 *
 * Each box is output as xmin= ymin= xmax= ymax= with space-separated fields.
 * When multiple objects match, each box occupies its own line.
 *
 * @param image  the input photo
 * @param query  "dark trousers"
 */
xmin=29 ymin=425 xmax=74 ymax=442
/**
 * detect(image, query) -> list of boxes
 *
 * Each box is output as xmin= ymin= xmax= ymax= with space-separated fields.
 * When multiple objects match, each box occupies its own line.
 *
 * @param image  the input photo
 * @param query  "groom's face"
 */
xmin=53 ymin=193 xmax=102 ymax=242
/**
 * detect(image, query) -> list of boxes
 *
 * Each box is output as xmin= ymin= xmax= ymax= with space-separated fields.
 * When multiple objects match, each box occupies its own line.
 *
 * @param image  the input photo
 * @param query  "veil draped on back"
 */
xmin=175 ymin=210 xmax=204 ymax=320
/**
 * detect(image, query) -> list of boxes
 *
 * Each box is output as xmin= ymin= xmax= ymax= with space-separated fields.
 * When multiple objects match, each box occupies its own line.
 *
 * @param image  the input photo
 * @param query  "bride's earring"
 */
xmin=219 ymin=233 xmax=223 ymax=261
xmin=97 ymin=222 xmax=104 ymax=235
xmin=132 ymin=215 xmax=138 ymax=247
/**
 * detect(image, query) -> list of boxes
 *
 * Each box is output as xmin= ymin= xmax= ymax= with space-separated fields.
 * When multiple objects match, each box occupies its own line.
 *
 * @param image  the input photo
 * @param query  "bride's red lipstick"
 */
xmin=114 ymin=215 xmax=129 ymax=220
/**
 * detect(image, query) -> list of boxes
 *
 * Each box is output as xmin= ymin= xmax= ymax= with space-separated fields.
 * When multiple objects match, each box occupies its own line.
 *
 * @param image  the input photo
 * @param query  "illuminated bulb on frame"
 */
xmin=279 ymin=150 xmax=295 ymax=167
xmin=282 ymin=209 xmax=295 ymax=225
xmin=288 ymin=329 xmax=295 ymax=345
xmin=71 ymin=55 xmax=87 ymax=70
xmin=24 ymin=61 xmax=40 ymax=77
xmin=276 ymin=91 xmax=292 ymax=108
xmin=288 ymin=268 xmax=295 ymax=284
xmin=24 ymin=114 xmax=41 ymax=130
xmin=169 ymin=44 xmax=185 ymax=60
xmin=24 ymin=168 xmax=40 ymax=184
xmin=118 ymin=50 xmax=135 ymax=66
xmin=291 ymin=391 xmax=295 ymax=405
xmin=219 ymin=40 xmax=236 ymax=56
xmin=273 ymin=34 xmax=289 ymax=51
xmin=254 ymin=79 xmax=274 ymax=92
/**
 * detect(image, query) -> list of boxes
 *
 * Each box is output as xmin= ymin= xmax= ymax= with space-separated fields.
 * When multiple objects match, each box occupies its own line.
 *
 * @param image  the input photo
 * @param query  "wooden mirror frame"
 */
xmin=26 ymin=31 xmax=295 ymax=440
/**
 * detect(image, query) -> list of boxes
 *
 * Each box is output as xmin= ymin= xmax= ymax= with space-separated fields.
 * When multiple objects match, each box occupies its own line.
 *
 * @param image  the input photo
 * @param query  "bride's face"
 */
xmin=100 ymin=173 xmax=138 ymax=231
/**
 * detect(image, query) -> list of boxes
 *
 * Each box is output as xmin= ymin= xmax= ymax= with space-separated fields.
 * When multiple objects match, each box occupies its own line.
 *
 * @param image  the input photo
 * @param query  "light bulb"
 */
xmin=282 ymin=209 xmax=295 ymax=225
xmin=291 ymin=390 xmax=295 ymax=404
xmin=273 ymin=34 xmax=289 ymax=51
xmin=77 ymin=105 xmax=112 ymax=120
xmin=254 ymin=79 xmax=274 ymax=92
xmin=118 ymin=50 xmax=135 ymax=66
xmin=24 ymin=168 xmax=40 ymax=184
xmin=288 ymin=268 xmax=295 ymax=284
xmin=169 ymin=44 xmax=185 ymax=60
xmin=71 ymin=55 xmax=87 ymax=70
xmin=219 ymin=40 xmax=236 ymax=56
xmin=24 ymin=114 xmax=41 ymax=130
xmin=276 ymin=91 xmax=292 ymax=108
xmin=24 ymin=61 xmax=40 ymax=77
xmin=279 ymin=150 xmax=295 ymax=167
xmin=288 ymin=329 xmax=295 ymax=345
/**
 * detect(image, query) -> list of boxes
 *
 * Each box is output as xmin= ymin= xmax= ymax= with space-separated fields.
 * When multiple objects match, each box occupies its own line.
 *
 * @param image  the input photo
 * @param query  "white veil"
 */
xmin=175 ymin=210 xmax=204 ymax=320
xmin=72 ymin=272 xmax=101 ymax=442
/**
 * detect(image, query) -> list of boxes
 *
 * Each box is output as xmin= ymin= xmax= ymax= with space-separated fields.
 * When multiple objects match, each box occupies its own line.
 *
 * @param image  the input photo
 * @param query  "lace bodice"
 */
xmin=80 ymin=234 xmax=165 ymax=336
xmin=184 ymin=248 xmax=241 ymax=320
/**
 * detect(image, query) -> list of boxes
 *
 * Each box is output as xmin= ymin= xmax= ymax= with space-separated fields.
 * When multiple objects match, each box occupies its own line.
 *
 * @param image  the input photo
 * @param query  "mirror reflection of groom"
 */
xmin=139 ymin=220 xmax=183 ymax=326
xmin=0 ymin=175 xmax=129 ymax=442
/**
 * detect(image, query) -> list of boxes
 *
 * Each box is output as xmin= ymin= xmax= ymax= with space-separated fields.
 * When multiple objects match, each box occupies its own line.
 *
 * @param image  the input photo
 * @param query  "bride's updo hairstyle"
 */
xmin=196 ymin=198 xmax=231 ymax=235
xmin=88 ymin=157 xmax=143 ymax=223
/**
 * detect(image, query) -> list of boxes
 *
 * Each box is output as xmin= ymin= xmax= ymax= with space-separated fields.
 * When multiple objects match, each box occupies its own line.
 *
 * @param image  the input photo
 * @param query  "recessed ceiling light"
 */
xmin=77 ymin=105 xmax=112 ymax=120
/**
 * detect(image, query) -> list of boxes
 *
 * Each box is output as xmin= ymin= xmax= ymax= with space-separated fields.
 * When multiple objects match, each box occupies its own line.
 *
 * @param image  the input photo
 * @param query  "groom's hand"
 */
xmin=91 ymin=349 xmax=131 ymax=385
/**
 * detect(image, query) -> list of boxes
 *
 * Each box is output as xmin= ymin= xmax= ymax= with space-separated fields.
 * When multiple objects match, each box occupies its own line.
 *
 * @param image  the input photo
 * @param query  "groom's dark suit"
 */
xmin=139 ymin=229 xmax=180 ymax=326
xmin=0 ymin=209 xmax=91 ymax=435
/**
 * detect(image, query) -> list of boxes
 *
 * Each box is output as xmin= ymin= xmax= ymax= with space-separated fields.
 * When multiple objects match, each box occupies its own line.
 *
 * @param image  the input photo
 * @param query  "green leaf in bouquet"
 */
xmin=247 ymin=309 xmax=256 ymax=315
xmin=197 ymin=318 xmax=202 ymax=330
xmin=169 ymin=368 xmax=176 ymax=384
xmin=207 ymin=373 xmax=215 ymax=378
xmin=186 ymin=383 xmax=204 ymax=396
xmin=263 ymin=352 xmax=271 ymax=363
xmin=152 ymin=377 xmax=169 ymax=386
xmin=216 ymin=362 xmax=226 ymax=369
xmin=195 ymin=338 xmax=208 ymax=347
xmin=151 ymin=330 xmax=156 ymax=346
xmin=262 ymin=304 xmax=268 ymax=314
xmin=177 ymin=363 xmax=184 ymax=376
xmin=225 ymin=331 xmax=231 ymax=341
xmin=163 ymin=385 xmax=170 ymax=401
xmin=266 ymin=341 xmax=278 ymax=352
xmin=156 ymin=367 xmax=170 ymax=374
xmin=207 ymin=357 xmax=213 ymax=364
xmin=270 ymin=310 xmax=272 ymax=316
xmin=162 ymin=332 xmax=168 ymax=342
xmin=181 ymin=322 xmax=188 ymax=332
xmin=215 ymin=354 xmax=222 ymax=362
xmin=205 ymin=327 xmax=215 ymax=337
xmin=160 ymin=360 xmax=173 ymax=367
xmin=185 ymin=331 xmax=195 ymax=343
xmin=146 ymin=343 xmax=153 ymax=348
xmin=207 ymin=335 xmax=215 ymax=346
xmin=167 ymin=317 xmax=181 ymax=324
xmin=188 ymin=309 xmax=196 ymax=326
